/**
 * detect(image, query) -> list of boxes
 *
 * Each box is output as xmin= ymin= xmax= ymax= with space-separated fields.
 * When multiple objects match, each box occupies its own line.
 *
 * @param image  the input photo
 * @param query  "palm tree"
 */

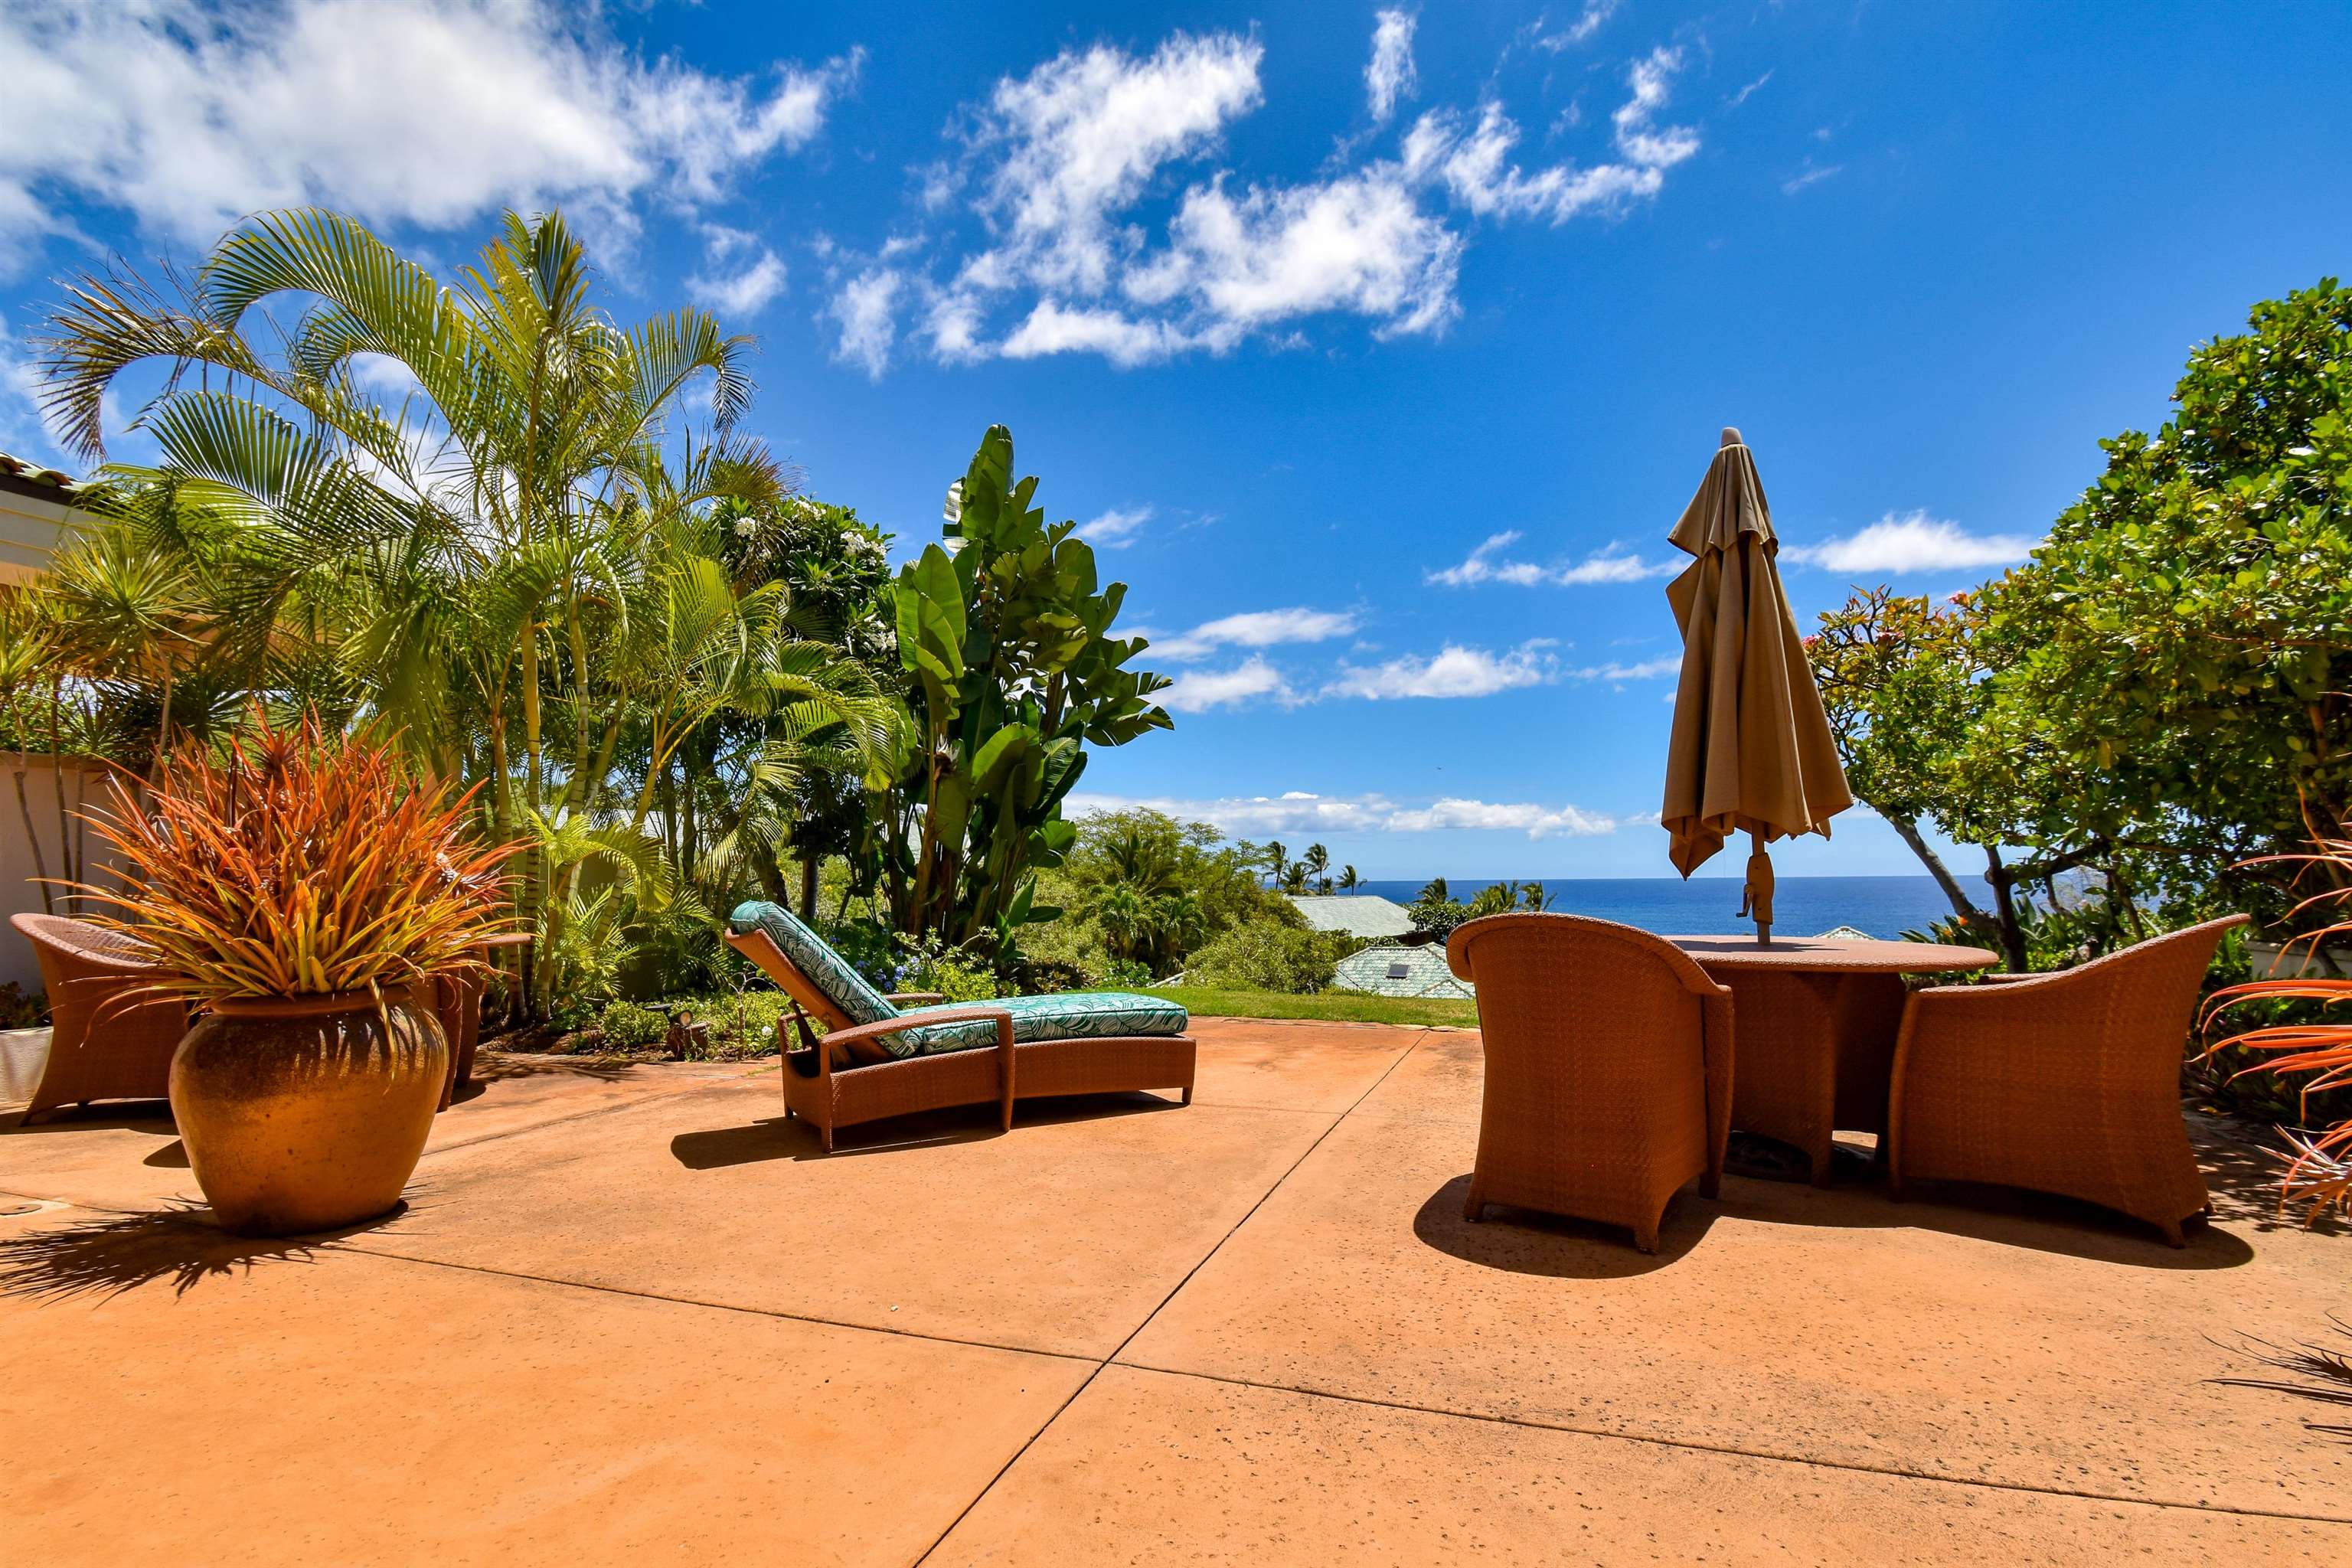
xmin=1302 ymin=842 xmax=1330 ymax=893
xmin=1417 ymin=876 xmax=1450 ymax=903
xmin=1522 ymin=880 xmax=1557 ymax=911
xmin=37 ymin=207 xmax=887 ymax=1011
xmin=1338 ymin=864 xmax=1361 ymax=893
xmin=1264 ymin=840 xmax=1289 ymax=888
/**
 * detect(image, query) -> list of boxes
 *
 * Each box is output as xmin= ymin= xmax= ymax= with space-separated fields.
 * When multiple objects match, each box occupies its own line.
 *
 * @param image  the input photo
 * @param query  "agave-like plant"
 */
xmin=2200 ymin=823 xmax=2352 ymax=1220
xmin=76 ymin=711 xmax=519 ymax=1001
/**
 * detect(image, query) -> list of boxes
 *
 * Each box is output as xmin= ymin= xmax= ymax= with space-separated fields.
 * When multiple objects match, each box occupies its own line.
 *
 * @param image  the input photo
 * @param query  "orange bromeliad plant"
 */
xmin=2200 ymin=824 xmax=2352 ymax=1221
xmin=79 ymin=711 xmax=518 ymax=1002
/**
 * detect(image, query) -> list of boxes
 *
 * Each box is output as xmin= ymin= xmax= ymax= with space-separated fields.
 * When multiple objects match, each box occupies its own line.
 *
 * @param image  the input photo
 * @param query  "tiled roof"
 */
xmin=0 ymin=452 xmax=86 ymax=504
xmin=1331 ymin=941 xmax=1475 ymax=1000
xmin=1287 ymin=894 xmax=1416 ymax=939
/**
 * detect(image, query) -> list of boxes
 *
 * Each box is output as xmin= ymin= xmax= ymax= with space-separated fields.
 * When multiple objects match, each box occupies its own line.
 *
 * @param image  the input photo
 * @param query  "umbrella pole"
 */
xmin=1739 ymin=831 xmax=1775 ymax=947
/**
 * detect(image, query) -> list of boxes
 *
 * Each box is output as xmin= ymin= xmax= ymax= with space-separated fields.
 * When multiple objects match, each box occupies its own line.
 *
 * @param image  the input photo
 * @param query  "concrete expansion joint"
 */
xmin=1101 ymin=1359 xmax=2352 ymax=1530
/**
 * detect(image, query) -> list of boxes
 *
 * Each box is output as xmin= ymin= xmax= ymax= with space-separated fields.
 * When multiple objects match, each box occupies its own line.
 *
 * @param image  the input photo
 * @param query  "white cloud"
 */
xmin=1158 ymin=655 xmax=1294 ymax=712
xmin=1080 ymin=505 xmax=1153 ymax=548
xmin=1728 ymin=70 xmax=1774 ymax=109
xmin=1781 ymin=161 xmax=1844 ymax=196
xmin=0 ymin=1 xmax=857 ymax=271
xmin=1068 ymin=789 xmax=1623 ymax=839
xmin=998 ymin=299 xmax=1210 ymax=367
xmin=1538 ymin=1 xmax=1622 ymax=50
xmin=1787 ymin=511 xmax=2038 ymax=574
xmin=1383 ymin=798 xmax=1618 ymax=836
xmin=687 ymin=225 xmax=787 ymax=318
xmin=825 ymin=268 xmax=903 ymax=379
xmin=1365 ymin=10 xmax=1419 ymax=123
xmin=897 ymin=28 xmax=1702 ymax=369
xmin=969 ymin=31 xmax=1264 ymax=298
xmin=1151 ymin=606 xmax=1361 ymax=662
xmin=0 ymin=309 xmax=59 ymax=461
xmin=1429 ymin=531 xmax=1677 ymax=586
xmin=1557 ymin=547 xmax=1677 ymax=584
xmin=1135 ymin=166 xmax=1463 ymax=337
xmin=1403 ymin=50 xmax=1696 ymax=224
xmin=1567 ymin=655 xmax=1680 ymax=681
xmin=1325 ymin=640 xmax=1555 ymax=699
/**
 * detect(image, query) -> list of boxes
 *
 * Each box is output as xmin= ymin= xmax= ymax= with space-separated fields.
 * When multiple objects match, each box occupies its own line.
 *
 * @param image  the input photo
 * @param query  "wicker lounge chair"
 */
xmin=1886 ymin=913 xmax=2249 ymax=1246
xmin=1447 ymin=913 xmax=1734 ymax=1253
xmin=723 ymin=901 xmax=1196 ymax=1152
xmin=10 ymin=913 xmax=191 ymax=1123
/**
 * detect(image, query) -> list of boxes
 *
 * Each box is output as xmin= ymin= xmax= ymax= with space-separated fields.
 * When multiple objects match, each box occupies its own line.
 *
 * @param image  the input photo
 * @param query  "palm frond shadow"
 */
xmin=0 ymin=1200 xmax=403 ymax=1305
xmin=2210 ymin=1316 xmax=2352 ymax=1442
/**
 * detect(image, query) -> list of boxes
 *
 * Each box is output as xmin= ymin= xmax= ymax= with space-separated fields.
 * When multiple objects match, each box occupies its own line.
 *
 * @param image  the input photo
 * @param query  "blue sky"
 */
xmin=3 ymin=2 xmax=2347 ymax=880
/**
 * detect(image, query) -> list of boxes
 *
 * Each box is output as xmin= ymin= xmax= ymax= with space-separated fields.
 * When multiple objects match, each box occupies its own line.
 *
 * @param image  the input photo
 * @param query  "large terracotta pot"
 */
xmin=170 ymin=985 xmax=447 ymax=1237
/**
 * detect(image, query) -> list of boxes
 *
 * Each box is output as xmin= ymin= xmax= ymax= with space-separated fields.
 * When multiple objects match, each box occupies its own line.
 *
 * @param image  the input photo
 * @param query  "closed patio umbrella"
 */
xmin=1661 ymin=427 xmax=1852 ymax=943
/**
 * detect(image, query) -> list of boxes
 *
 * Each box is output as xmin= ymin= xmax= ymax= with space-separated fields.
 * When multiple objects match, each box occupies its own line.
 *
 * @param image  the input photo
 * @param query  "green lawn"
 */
xmin=1142 ymin=986 xmax=1480 ymax=1030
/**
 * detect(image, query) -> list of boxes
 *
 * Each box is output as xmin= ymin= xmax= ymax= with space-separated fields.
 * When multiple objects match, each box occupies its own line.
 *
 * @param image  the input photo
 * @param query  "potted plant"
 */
xmin=81 ymin=713 xmax=517 ymax=1236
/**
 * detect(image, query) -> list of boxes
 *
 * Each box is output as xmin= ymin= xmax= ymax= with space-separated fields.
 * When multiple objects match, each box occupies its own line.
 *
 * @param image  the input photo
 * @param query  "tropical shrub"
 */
xmin=0 ymin=982 xmax=45 ymax=1029
xmin=80 ymin=711 xmax=518 ymax=1001
xmin=1186 ymin=919 xmax=1353 ymax=994
xmin=596 ymin=1001 xmax=668 ymax=1050
xmin=893 ymin=935 xmax=1001 ymax=1003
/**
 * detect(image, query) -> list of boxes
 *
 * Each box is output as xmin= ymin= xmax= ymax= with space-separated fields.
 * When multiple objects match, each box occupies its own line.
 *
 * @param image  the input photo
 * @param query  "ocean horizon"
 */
xmin=1342 ymin=876 xmax=1955 ymax=942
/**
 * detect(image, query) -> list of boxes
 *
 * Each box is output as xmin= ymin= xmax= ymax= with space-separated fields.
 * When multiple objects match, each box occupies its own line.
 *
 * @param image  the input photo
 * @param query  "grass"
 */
xmin=1142 ymin=986 xmax=1479 ymax=1030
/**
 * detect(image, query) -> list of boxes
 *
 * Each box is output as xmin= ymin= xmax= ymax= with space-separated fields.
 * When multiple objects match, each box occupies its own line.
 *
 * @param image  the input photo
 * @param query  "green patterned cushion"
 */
xmin=893 ymin=991 xmax=1189 ymax=1057
xmin=727 ymin=901 xmax=897 ymax=1027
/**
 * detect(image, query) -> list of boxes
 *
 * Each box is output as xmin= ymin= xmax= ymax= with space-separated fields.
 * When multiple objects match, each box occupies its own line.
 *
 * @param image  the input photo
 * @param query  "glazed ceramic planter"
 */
xmin=170 ymin=985 xmax=447 ymax=1237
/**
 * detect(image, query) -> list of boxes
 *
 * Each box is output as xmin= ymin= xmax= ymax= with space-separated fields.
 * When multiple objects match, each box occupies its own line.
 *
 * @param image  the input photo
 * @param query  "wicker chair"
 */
xmin=724 ymin=901 xmax=1195 ymax=1153
xmin=9 ymin=913 xmax=191 ymax=1123
xmin=1886 ymin=913 xmax=2249 ymax=1246
xmin=1447 ymin=913 xmax=1734 ymax=1253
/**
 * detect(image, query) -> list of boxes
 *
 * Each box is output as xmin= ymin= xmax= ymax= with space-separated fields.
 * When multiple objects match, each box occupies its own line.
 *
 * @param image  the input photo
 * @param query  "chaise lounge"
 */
xmin=724 ymin=901 xmax=1196 ymax=1152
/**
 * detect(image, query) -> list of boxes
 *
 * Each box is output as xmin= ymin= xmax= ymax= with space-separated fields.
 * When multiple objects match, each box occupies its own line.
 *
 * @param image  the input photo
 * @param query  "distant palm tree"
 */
xmin=1522 ymin=880 xmax=1557 ymax=911
xmin=1282 ymin=862 xmax=1309 ymax=894
xmin=1265 ymin=840 xmax=1289 ymax=888
xmin=1302 ymin=842 xmax=1330 ymax=893
xmin=1417 ymin=876 xmax=1449 ymax=903
xmin=1338 ymin=864 xmax=1361 ymax=893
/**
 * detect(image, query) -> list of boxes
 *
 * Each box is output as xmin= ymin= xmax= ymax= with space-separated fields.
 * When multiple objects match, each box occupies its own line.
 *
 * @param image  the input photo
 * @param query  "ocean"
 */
xmin=1351 ymin=877 xmax=1954 ymax=941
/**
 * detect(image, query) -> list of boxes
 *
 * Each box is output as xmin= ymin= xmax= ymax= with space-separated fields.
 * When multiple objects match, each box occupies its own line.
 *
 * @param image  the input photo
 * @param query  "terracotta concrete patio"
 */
xmin=2 ymin=1016 xmax=2346 ymax=1565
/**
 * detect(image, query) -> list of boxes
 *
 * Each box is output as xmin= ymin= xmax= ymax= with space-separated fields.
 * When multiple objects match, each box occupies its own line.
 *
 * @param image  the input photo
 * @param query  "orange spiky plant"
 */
xmin=75 ymin=709 xmax=519 ymax=1002
xmin=2200 ymin=822 xmax=2352 ymax=1222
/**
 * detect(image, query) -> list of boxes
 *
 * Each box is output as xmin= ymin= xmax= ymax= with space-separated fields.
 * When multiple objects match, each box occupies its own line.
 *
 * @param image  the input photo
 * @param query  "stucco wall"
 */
xmin=1 ymin=756 xmax=124 ymax=996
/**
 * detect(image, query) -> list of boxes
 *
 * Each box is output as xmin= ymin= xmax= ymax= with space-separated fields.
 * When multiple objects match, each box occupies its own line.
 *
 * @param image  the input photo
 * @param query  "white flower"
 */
xmin=733 ymin=518 xmax=758 ymax=537
xmin=942 ymin=479 xmax=964 ymax=526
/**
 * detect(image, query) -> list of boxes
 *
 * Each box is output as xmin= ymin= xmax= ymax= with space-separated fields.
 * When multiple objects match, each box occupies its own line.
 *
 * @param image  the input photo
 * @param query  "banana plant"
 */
xmin=876 ymin=424 xmax=1171 ymax=949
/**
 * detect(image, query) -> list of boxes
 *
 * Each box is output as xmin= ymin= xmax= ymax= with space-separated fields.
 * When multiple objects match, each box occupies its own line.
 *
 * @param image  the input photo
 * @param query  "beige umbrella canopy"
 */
xmin=1661 ymin=427 xmax=1853 ymax=943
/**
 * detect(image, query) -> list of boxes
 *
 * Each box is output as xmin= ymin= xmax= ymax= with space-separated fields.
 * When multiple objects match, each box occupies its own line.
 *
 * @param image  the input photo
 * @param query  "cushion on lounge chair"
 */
xmin=895 ymin=991 xmax=1190 ymax=1057
xmin=727 ymin=901 xmax=897 ymax=1027
xmin=727 ymin=900 xmax=1187 ymax=1060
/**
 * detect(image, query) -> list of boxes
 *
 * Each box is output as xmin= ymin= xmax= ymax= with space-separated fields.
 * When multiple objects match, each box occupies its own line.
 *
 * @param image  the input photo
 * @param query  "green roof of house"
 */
xmin=1330 ymin=941 xmax=1474 ymax=1000
xmin=1287 ymin=894 xmax=1415 ymax=939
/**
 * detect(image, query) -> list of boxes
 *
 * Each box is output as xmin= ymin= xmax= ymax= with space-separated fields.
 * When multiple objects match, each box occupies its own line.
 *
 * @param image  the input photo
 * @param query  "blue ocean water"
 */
xmin=1351 ymin=877 xmax=1953 ymax=941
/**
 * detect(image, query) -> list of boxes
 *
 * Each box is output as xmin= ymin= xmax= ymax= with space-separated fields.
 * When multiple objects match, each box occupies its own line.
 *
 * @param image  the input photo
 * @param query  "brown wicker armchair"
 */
xmin=1448 ymin=914 xmax=1734 ymax=1253
xmin=1886 ymin=913 xmax=2249 ymax=1246
xmin=9 ymin=913 xmax=191 ymax=1123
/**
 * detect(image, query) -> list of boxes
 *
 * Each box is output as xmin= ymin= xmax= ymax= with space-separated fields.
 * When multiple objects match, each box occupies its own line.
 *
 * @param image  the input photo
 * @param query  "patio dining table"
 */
xmin=1668 ymin=936 xmax=1998 ymax=1186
